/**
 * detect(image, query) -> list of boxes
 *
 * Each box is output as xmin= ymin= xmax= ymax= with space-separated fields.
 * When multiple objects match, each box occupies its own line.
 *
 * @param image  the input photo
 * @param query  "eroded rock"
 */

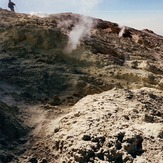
xmin=52 ymin=88 xmax=163 ymax=162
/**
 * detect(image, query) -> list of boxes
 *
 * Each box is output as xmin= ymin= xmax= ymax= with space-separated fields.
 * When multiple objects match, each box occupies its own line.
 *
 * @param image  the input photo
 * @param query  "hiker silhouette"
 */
xmin=8 ymin=0 xmax=15 ymax=12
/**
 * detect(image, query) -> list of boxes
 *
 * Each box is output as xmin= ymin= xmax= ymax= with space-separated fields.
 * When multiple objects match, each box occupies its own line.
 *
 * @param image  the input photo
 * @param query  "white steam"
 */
xmin=30 ymin=12 xmax=49 ymax=18
xmin=64 ymin=0 xmax=102 ymax=53
xmin=119 ymin=26 xmax=126 ymax=37
xmin=64 ymin=17 xmax=93 ymax=53
xmin=57 ymin=20 xmax=74 ymax=29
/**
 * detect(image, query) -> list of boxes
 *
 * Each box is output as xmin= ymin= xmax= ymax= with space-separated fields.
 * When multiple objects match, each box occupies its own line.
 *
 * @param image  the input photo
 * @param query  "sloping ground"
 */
xmin=18 ymin=88 xmax=163 ymax=163
xmin=51 ymin=88 xmax=163 ymax=163
xmin=0 ymin=9 xmax=163 ymax=104
xmin=0 ymin=9 xmax=163 ymax=162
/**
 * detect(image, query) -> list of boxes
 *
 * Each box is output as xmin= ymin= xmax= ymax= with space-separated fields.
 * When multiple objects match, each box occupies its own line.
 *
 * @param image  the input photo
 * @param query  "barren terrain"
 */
xmin=0 ymin=9 xmax=163 ymax=163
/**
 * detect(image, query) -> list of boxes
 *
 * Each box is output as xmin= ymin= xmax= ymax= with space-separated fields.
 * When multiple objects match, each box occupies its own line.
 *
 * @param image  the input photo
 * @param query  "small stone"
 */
xmin=53 ymin=141 xmax=60 ymax=150
xmin=123 ymin=115 xmax=130 ymax=120
xmin=144 ymin=114 xmax=154 ymax=123
xmin=40 ymin=158 xmax=47 ymax=163
xmin=54 ymin=127 xmax=60 ymax=133
xmin=158 ymin=131 xmax=163 ymax=139
xmin=116 ymin=140 xmax=122 ymax=150
xmin=28 ymin=157 xmax=38 ymax=163
xmin=82 ymin=135 xmax=91 ymax=141
xmin=116 ymin=132 xmax=125 ymax=142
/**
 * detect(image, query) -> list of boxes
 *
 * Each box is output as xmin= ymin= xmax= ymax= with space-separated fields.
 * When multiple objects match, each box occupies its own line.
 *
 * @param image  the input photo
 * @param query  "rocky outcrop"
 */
xmin=52 ymin=88 xmax=163 ymax=163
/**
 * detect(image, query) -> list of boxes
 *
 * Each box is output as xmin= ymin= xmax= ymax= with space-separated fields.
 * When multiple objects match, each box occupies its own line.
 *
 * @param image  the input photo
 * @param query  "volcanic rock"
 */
xmin=51 ymin=88 xmax=163 ymax=163
xmin=0 ymin=8 xmax=163 ymax=163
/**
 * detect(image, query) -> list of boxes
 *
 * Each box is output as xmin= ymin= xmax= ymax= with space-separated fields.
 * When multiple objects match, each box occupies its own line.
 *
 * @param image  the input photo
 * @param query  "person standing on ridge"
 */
xmin=8 ymin=0 xmax=15 ymax=12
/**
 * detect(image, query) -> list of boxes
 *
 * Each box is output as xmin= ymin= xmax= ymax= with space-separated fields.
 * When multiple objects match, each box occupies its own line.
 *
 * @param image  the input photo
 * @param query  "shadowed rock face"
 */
xmin=0 ymin=100 xmax=29 ymax=163
xmin=0 ymin=9 xmax=163 ymax=105
xmin=0 ymin=101 xmax=28 ymax=141
xmin=0 ymin=9 xmax=163 ymax=163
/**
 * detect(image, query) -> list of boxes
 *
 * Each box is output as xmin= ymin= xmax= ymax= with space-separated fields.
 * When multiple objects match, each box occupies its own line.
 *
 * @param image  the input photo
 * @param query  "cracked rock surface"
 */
xmin=51 ymin=88 xmax=163 ymax=163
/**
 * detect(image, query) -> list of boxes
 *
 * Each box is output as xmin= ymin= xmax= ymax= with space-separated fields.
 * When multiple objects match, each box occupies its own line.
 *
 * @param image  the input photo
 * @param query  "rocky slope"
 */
xmin=0 ymin=8 xmax=163 ymax=163
xmin=51 ymin=88 xmax=163 ymax=163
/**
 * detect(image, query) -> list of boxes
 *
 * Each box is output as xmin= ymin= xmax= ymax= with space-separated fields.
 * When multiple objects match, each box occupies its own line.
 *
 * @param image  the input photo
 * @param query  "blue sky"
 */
xmin=0 ymin=0 xmax=163 ymax=35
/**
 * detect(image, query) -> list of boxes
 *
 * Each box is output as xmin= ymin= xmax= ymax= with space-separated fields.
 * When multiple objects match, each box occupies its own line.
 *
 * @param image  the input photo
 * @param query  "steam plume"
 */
xmin=119 ymin=26 xmax=125 ymax=37
xmin=64 ymin=0 xmax=102 ymax=53
xmin=30 ymin=12 xmax=49 ymax=17
xmin=64 ymin=16 xmax=93 ymax=53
